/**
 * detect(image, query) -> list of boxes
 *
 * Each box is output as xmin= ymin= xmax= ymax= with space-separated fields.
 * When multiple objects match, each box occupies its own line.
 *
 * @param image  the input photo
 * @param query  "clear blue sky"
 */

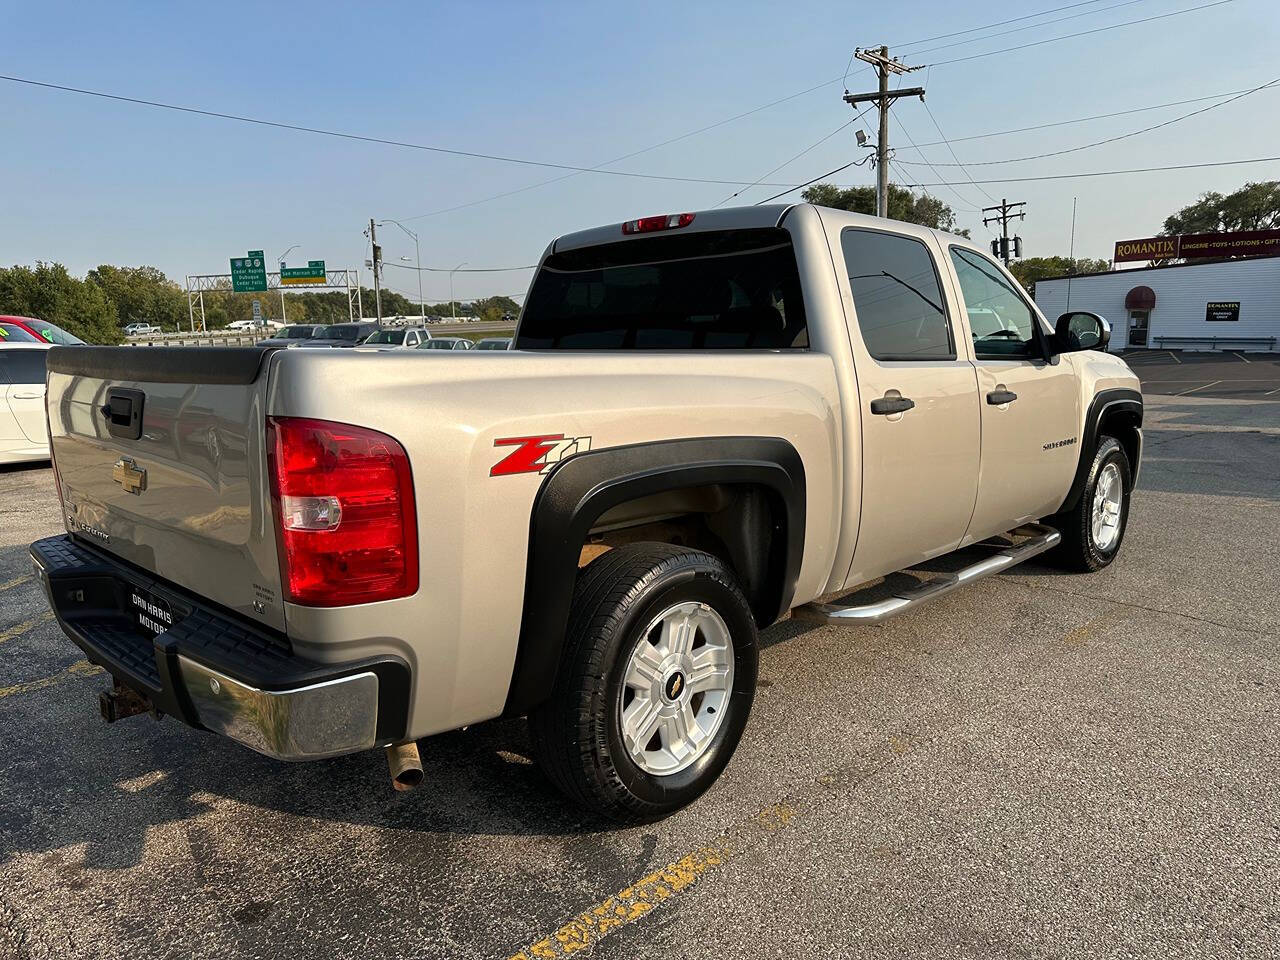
xmin=3 ymin=0 xmax=1278 ymax=303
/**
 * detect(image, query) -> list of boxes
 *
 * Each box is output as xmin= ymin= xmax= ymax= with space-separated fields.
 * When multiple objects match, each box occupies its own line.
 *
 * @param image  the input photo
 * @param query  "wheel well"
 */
xmin=1098 ymin=408 xmax=1141 ymax=474
xmin=580 ymin=484 xmax=786 ymax=626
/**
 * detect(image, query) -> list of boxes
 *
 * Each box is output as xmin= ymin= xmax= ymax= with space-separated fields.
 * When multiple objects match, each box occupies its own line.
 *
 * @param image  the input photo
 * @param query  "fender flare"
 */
xmin=502 ymin=436 xmax=806 ymax=716
xmin=1057 ymin=387 xmax=1143 ymax=514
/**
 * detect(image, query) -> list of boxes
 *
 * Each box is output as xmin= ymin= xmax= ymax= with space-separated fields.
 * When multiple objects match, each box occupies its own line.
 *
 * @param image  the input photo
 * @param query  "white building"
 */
xmin=1034 ymin=255 xmax=1280 ymax=353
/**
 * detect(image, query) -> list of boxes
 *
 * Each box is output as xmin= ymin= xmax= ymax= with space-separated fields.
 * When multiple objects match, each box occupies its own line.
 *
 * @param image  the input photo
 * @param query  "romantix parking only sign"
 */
xmin=279 ymin=260 xmax=327 ymax=285
xmin=230 ymin=250 xmax=268 ymax=292
xmin=1206 ymin=301 xmax=1241 ymax=322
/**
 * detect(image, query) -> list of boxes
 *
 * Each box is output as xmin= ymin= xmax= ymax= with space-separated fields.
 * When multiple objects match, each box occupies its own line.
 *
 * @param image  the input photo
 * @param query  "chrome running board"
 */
xmin=792 ymin=523 xmax=1061 ymax=626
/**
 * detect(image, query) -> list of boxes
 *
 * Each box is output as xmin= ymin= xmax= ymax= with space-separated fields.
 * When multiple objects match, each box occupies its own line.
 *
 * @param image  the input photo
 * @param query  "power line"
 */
xmin=920 ymin=99 xmax=997 ymax=203
xmin=900 ymin=155 xmax=1280 ymax=187
xmin=0 ymin=73 xmax=831 ymax=189
xmin=894 ymin=87 xmax=1280 ymax=150
xmin=383 ymin=261 xmax=534 ymax=273
xmin=396 ymin=74 xmax=851 ymax=222
xmin=894 ymin=76 xmax=1280 ymax=167
xmin=927 ymin=0 xmax=1235 ymax=66
xmin=891 ymin=111 xmax=983 ymax=212
xmin=715 ymin=115 xmax=865 ymax=207
xmin=753 ymin=158 xmax=865 ymax=205
xmin=908 ymin=0 xmax=1150 ymax=57
xmin=894 ymin=0 xmax=1110 ymax=48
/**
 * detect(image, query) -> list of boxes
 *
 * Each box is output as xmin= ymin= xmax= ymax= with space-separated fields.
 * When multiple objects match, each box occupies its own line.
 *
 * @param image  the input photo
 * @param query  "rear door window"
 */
xmin=0 ymin=350 xmax=48 ymax=384
xmin=0 ymin=323 xmax=40 ymax=343
xmin=516 ymin=228 xmax=808 ymax=350
xmin=840 ymin=229 xmax=954 ymax=361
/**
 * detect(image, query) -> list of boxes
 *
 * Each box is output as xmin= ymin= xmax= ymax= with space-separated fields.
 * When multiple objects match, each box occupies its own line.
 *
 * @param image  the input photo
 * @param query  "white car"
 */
xmin=0 ymin=343 xmax=51 ymax=464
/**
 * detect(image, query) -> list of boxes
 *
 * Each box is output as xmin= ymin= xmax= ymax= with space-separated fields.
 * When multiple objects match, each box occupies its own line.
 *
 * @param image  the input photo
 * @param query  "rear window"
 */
xmin=516 ymin=228 xmax=808 ymax=350
xmin=0 ymin=350 xmax=48 ymax=384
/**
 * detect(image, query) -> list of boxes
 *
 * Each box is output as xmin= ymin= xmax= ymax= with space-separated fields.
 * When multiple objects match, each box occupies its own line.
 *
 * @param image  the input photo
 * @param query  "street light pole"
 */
xmin=450 ymin=262 xmax=467 ymax=321
xmin=378 ymin=219 xmax=424 ymax=322
xmin=274 ymin=244 xmax=300 ymax=324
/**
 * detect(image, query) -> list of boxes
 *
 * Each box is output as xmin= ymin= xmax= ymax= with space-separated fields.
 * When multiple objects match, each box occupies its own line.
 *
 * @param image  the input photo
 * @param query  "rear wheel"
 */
xmin=528 ymin=543 xmax=758 ymax=822
xmin=1048 ymin=435 xmax=1132 ymax=572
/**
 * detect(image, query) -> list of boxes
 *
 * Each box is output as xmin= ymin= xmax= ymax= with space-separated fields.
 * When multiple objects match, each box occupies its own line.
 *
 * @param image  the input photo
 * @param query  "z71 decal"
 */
xmin=491 ymin=434 xmax=593 ymax=476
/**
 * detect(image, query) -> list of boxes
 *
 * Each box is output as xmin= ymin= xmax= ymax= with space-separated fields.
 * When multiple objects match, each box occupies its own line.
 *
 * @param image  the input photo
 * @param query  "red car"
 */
xmin=0 ymin=315 xmax=86 ymax=345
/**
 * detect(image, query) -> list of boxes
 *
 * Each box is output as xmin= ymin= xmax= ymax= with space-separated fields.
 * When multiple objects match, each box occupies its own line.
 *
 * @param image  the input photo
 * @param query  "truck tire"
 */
xmin=1048 ymin=435 xmax=1132 ymax=572
xmin=528 ymin=543 xmax=758 ymax=822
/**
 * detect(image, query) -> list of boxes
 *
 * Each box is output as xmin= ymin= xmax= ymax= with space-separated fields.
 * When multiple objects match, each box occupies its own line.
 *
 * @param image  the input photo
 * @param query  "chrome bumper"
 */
xmin=31 ymin=534 xmax=409 ymax=762
xmin=177 ymin=658 xmax=380 ymax=761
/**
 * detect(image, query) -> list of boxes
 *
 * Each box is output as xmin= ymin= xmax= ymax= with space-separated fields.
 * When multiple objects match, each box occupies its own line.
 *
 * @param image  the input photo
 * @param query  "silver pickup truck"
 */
xmin=32 ymin=204 xmax=1141 ymax=821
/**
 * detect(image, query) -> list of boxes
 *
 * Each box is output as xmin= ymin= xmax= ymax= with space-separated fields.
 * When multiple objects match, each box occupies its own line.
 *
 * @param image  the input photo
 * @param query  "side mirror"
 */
xmin=1055 ymin=311 xmax=1111 ymax=352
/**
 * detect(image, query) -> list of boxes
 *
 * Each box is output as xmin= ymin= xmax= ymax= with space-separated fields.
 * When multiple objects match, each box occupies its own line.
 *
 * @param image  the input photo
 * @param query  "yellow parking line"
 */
xmin=506 ymin=802 xmax=798 ymax=959
xmin=0 ymin=611 xmax=55 ymax=644
xmin=0 ymin=574 xmax=34 ymax=594
xmin=0 ymin=660 xmax=102 ymax=701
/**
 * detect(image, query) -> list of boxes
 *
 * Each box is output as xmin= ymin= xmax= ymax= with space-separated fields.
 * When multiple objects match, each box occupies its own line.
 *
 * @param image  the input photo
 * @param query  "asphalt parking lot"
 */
xmin=2 ymin=393 xmax=1278 ymax=960
xmin=1123 ymin=349 xmax=1280 ymax=399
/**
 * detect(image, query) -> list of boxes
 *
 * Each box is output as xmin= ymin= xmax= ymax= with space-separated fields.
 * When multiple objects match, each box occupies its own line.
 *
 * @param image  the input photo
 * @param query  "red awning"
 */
xmin=1125 ymin=285 xmax=1156 ymax=310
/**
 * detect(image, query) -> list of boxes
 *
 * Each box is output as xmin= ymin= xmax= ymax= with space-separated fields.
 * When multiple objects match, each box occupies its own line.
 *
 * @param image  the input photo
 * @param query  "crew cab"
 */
xmin=32 ymin=204 xmax=1141 ymax=820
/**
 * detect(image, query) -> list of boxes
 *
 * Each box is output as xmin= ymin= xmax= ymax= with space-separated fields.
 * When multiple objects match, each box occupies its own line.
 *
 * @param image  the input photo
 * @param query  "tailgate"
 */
xmin=46 ymin=346 xmax=286 ymax=632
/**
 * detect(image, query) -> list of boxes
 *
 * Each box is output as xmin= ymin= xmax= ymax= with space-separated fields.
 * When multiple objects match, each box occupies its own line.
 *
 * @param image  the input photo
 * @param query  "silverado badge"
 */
xmin=112 ymin=457 xmax=148 ymax=495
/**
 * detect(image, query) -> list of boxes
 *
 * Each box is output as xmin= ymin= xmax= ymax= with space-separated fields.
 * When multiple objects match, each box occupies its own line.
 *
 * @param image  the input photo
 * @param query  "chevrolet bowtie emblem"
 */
xmin=112 ymin=457 xmax=147 ymax=495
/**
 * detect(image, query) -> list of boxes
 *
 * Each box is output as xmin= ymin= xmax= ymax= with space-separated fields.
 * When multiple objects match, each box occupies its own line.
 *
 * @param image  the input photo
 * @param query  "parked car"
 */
xmin=0 ymin=315 xmax=86 ymax=346
xmin=0 ymin=342 xmax=52 ymax=464
xmin=31 ymin=203 xmax=1141 ymax=821
xmin=267 ymin=324 xmax=323 ymax=342
xmin=418 ymin=336 xmax=474 ymax=350
xmin=299 ymin=321 xmax=380 ymax=347
xmin=0 ymin=322 xmax=43 ymax=343
xmin=475 ymin=337 xmax=513 ymax=350
xmin=226 ymin=320 xmax=274 ymax=332
xmin=362 ymin=327 xmax=432 ymax=349
xmin=122 ymin=323 xmax=162 ymax=337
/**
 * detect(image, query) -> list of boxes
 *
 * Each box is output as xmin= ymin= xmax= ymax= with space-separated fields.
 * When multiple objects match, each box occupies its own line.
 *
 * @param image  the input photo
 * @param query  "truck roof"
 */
xmin=549 ymin=202 xmax=979 ymax=256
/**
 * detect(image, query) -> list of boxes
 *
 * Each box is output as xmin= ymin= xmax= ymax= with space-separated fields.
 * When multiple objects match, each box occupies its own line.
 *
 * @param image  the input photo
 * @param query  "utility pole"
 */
xmin=368 ymin=218 xmax=383 ymax=327
xmin=982 ymin=199 xmax=1027 ymax=266
xmin=843 ymin=47 xmax=925 ymax=218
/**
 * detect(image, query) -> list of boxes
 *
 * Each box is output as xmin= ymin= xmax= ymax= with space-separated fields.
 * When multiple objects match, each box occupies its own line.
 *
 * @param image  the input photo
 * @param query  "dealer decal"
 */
xmin=491 ymin=434 xmax=592 ymax=476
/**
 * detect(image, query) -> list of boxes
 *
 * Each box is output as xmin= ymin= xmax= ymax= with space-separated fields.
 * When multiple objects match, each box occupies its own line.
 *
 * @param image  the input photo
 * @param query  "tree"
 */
xmin=802 ymin=183 xmax=970 ymax=237
xmin=1162 ymin=181 xmax=1280 ymax=236
xmin=0 ymin=262 xmax=120 ymax=343
xmin=1009 ymin=256 xmax=1111 ymax=298
xmin=87 ymin=264 xmax=187 ymax=332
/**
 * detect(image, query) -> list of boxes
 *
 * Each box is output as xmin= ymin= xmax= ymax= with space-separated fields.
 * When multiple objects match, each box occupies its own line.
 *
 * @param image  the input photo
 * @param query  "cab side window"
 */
xmin=841 ymin=229 xmax=953 ymax=361
xmin=948 ymin=247 xmax=1041 ymax=359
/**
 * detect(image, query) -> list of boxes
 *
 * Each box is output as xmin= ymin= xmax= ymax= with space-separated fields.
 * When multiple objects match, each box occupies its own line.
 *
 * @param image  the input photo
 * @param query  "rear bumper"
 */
xmin=30 ymin=534 xmax=410 ymax=760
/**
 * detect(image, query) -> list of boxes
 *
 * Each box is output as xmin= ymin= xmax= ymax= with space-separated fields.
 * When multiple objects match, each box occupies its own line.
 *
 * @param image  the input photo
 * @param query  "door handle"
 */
xmin=11 ymin=391 xmax=42 ymax=400
xmin=986 ymin=389 xmax=1018 ymax=405
xmin=870 ymin=395 xmax=915 ymax=415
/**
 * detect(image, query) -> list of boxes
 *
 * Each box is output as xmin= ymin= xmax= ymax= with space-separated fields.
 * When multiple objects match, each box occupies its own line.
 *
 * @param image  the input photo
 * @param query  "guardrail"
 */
xmin=1153 ymin=335 xmax=1277 ymax=351
xmin=125 ymin=329 xmax=274 ymax=347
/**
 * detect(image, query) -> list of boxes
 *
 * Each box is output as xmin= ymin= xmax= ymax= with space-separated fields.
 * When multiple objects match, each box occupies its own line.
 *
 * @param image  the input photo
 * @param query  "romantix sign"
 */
xmin=1205 ymin=301 xmax=1241 ymax=322
xmin=1114 ymin=229 xmax=1280 ymax=263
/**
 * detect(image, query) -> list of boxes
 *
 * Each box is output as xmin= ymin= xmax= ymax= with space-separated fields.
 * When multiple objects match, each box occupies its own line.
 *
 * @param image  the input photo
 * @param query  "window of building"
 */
xmin=840 ymin=229 xmax=953 ymax=361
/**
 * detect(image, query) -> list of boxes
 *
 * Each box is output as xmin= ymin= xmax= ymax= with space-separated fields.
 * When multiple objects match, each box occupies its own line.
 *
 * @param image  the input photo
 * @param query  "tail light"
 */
xmin=266 ymin=417 xmax=418 ymax=607
xmin=622 ymin=212 xmax=695 ymax=235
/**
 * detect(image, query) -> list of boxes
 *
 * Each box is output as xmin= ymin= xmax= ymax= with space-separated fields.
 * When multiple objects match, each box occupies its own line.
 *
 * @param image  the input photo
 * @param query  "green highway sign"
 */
xmin=280 ymin=259 xmax=327 ymax=285
xmin=230 ymin=250 xmax=268 ymax=292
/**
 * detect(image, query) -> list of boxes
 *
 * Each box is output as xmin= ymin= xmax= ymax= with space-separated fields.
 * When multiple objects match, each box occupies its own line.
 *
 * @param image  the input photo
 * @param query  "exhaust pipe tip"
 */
xmin=385 ymin=741 xmax=423 ymax=792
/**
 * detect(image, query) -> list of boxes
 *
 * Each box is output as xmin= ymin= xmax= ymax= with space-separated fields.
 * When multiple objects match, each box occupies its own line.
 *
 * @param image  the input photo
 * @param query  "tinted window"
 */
xmin=420 ymin=339 xmax=456 ymax=350
xmin=277 ymin=325 xmax=316 ymax=339
xmin=365 ymin=329 xmax=407 ymax=345
xmin=28 ymin=320 xmax=84 ymax=345
xmin=948 ymin=247 xmax=1040 ymax=359
xmin=841 ymin=229 xmax=952 ymax=360
xmin=0 ymin=323 xmax=40 ymax=343
xmin=516 ymin=228 xmax=808 ymax=350
xmin=0 ymin=350 xmax=48 ymax=384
